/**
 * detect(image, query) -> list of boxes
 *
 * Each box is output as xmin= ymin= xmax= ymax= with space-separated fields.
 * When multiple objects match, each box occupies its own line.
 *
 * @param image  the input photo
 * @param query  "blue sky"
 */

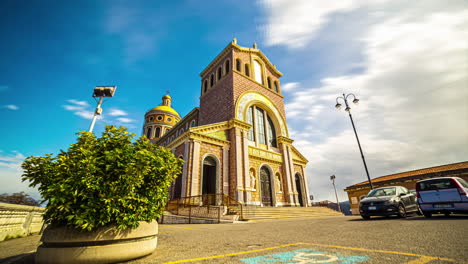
xmin=1 ymin=0 xmax=467 ymax=203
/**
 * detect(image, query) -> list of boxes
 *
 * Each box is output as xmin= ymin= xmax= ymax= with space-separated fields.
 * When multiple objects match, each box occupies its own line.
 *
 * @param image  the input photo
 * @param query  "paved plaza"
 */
xmin=1 ymin=215 xmax=467 ymax=263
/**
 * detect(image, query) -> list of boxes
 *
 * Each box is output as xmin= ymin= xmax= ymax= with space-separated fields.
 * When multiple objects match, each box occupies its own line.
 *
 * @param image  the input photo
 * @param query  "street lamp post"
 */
xmin=335 ymin=93 xmax=373 ymax=190
xmin=89 ymin=86 xmax=117 ymax=133
xmin=330 ymin=175 xmax=342 ymax=213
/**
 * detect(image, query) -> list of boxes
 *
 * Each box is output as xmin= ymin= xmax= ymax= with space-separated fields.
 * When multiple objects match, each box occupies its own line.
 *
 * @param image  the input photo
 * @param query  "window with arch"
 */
xmin=146 ymin=127 xmax=152 ymax=138
xmin=245 ymin=105 xmax=277 ymax=147
xmin=267 ymin=77 xmax=272 ymax=89
xmin=190 ymin=120 xmax=196 ymax=127
xmin=253 ymin=60 xmax=264 ymax=84
xmin=217 ymin=67 xmax=222 ymax=80
xmin=274 ymin=81 xmax=279 ymax=93
xmin=155 ymin=127 xmax=161 ymax=138
xmin=180 ymin=128 xmax=184 ymax=134
xmin=225 ymin=60 xmax=230 ymax=74
xmin=236 ymin=58 xmax=241 ymax=72
xmin=245 ymin=64 xmax=250 ymax=77
xmin=210 ymin=74 xmax=214 ymax=87
xmin=203 ymin=80 xmax=208 ymax=93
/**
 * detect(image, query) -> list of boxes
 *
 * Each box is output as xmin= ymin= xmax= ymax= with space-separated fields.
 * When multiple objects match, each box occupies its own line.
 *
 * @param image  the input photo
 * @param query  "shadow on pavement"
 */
xmin=348 ymin=214 xmax=468 ymax=221
xmin=0 ymin=253 xmax=34 ymax=264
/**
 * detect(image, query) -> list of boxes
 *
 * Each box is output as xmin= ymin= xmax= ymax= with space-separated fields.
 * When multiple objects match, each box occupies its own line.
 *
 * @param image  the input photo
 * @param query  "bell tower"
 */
xmin=198 ymin=39 xmax=285 ymax=126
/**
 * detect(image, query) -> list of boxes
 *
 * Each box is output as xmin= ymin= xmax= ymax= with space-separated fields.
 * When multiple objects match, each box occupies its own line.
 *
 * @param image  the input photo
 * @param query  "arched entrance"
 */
xmin=202 ymin=156 xmax=217 ymax=204
xmin=295 ymin=173 xmax=304 ymax=206
xmin=173 ymin=174 xmax=182 ymax=199
xmin=260 ymin=166 xmax=273 ymax=206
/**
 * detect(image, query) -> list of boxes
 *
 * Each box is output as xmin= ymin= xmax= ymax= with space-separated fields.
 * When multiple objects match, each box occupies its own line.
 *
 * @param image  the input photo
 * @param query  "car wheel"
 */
xmin=397 ymin=204 xmax=406 ymax=218
xmin=361 ymin=214 xmax=370 ymax=220
xmin=423 ymin=211 xmax=432 ymax=218
xmin=416 ymin=207 xmax=423 ymax=215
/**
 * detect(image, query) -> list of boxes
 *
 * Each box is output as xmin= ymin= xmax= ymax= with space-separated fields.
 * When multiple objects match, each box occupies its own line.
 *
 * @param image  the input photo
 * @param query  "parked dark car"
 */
xmin=359 ymin=186 xmax=419 ymax=220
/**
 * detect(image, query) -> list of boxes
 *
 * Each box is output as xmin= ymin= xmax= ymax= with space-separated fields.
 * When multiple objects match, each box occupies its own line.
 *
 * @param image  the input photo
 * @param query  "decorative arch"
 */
xmin=258 ymin=164 xmax=276 ymax=206
xmin=249 ymin=168 xmax=257 ymax=190
xmin=295 ymin=173 xmax=305 ymax=207
xmin=224 ymin=59 xmax=230 ymax=74
xmin=199 ymin=154 xmax=221 ymax=197
xmin=203 ymin=80 xmax=208 ymax=93
xmin=217 ymin=67 xmax=222 ymax=80
xmin=253 ymin=59 xmax=264 ymax=85
xmin=235 ymin=91 xmax=289 ymax=137
xmin=172 ymin=155 xmax=184 ymax=199
xmin=236 ymin=58 xmax=242 ymax=72
xmin=210 ymin=74 xmax=215 ymax=87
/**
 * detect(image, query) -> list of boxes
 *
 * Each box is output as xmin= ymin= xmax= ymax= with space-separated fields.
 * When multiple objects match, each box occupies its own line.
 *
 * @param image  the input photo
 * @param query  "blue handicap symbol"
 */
xmin=239 ymin=248 xmax=368 ymax=264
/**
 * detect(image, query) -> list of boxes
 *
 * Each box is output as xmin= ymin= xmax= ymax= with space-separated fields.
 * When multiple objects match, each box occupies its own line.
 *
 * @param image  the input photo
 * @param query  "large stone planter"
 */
xmin=35 ymin=221 xmax=158 ymax=264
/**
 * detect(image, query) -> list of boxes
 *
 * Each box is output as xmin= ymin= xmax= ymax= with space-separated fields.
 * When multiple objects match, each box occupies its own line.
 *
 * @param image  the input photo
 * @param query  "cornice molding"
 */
xmin=277 ymin=136 xmax=294 ymax=145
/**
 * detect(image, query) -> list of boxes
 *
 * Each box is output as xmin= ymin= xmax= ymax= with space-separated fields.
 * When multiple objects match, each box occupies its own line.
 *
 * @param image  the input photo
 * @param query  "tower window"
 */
xmin=274 ymin=81 xmax=279 ymax=93
xmin=146 ymin=127 xmax=152 ymax=138
xmin=217 ymin=67 xmax=222 ymax=80
xmin=245 ymin=64 xmax=250 ymax=77
xmin=210 ymin=74 xmax=214 ymax=87
xmin=236 ymin=59 xmax=241 ymax=72
xmin=267 ymin=77 xmax=272 ymax=89
xmin=157 ymin=115 xmax=163 ymax=121
xmin=155 ymin=127 xmax=161 ymax=138
xmin=204 ymin=80 xmax=208 ymax=93
xmin=225 ymin=60 xmax=230 ymax=74
xmin=191 ymin=120 xmax=196 ymax=127
xmin=253 ymin=60 xmax=264 ymax=84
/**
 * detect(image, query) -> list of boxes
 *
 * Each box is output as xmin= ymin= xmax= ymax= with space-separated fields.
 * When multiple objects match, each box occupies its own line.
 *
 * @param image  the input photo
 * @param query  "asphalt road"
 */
xmin=1 ymin=214 xmax=467 ymax=264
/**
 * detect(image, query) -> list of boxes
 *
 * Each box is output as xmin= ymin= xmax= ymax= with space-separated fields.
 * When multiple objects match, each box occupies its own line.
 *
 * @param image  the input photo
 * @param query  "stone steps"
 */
xmin=236 ymin=206 xmax=343 ymax=220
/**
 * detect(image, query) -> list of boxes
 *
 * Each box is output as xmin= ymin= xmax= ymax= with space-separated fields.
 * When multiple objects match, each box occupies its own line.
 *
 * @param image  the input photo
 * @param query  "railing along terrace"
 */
xmin=165 ymin=194 xmax=243 ymax=223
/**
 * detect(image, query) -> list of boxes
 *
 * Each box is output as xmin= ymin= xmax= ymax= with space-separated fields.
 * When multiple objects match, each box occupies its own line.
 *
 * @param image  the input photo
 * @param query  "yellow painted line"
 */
xmin=160 ymin=225 xmax=201 ymax=231
xmin=300 ymin=243 xmax=454 ymax=262
xmin=404 ymin=256 xmax=438 ymax=264
xmin=162 ymin=242 xmax=457 ymax=264
xmin=160 ymin=243 xmax=303 ymax=264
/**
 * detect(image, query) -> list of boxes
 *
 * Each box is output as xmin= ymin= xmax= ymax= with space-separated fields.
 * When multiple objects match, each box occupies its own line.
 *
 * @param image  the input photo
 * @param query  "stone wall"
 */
xmin=0 ymin=202 xmax=44 ymax=241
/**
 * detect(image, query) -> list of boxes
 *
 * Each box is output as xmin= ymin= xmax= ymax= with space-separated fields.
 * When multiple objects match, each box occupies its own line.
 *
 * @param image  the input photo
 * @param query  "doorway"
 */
xmin=260 ymin=166 xmax=273 ymax=206
xmin=295 ymin=173 xmax=304 ymax=206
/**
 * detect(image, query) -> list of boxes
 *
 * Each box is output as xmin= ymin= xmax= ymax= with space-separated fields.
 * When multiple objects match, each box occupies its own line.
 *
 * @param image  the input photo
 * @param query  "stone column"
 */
xmin=242 ymin=129 xmax=251 ymax=204
xmin=190 ymin=140 xmax=201 ymax=196
xmin=280 ymin=143 xmax=294 ymax=206
xmin=286 ymin=145 xmax=299 ymax=206
xmin=235 ymin=128 xmax=244 ymax=203
xmin=181 ymin=140 xmax=189 ymax=198
xmin=222 ymin=146 xmax=230 ymax=195
xmin=301 ymin=166 xmax=311 ymax=207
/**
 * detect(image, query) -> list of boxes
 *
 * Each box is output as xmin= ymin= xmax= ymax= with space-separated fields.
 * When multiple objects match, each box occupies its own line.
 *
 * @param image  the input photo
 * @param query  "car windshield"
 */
xmin=366 ymin=187 xmax=396 ymax=197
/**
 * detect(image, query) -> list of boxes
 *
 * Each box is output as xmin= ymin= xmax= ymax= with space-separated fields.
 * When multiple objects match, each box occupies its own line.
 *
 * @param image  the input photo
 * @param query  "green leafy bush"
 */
xmin=22 ymin=126 xmax=183 ymax=231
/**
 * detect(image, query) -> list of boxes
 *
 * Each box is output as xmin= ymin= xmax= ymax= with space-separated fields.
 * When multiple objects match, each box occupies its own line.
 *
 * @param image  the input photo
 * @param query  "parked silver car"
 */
xmin=416 ymin=177 xmax=468 ymax=218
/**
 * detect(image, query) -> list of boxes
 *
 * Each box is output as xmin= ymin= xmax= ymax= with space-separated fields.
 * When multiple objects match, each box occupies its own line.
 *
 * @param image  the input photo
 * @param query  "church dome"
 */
xmin=150 ymin=105 xmax=179 ymax=117
xmin=147 ymin=94 xmax=180 ymax=117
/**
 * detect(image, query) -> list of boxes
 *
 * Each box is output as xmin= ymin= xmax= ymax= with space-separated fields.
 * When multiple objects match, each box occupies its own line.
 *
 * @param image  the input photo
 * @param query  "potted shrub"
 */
xmin=22 ymin=126 xmax=183 ymax=264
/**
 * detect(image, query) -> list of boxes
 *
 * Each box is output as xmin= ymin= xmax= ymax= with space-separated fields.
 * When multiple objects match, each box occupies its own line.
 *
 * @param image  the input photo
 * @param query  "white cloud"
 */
xmin=108 ymin=108 xmax=128 ymax=117
xmin=260 ymin=0 xmax=365 ymax=48
xmin=116 ymin=117 xmax=136 ymax=123
xmin=67 ymin=99 xmax=89 ymax=107
xmin=265 ymin=2 xmax=468 ymax=202
xmin=4 ymin=104 xmax=19 ymax=110
xmin=281 ymin=82 xmax=299 ymax=92
xmin=0 ymin=151 xmax=40 ymax=200
xmin=63 ymin=99 xmax=95 ymax=120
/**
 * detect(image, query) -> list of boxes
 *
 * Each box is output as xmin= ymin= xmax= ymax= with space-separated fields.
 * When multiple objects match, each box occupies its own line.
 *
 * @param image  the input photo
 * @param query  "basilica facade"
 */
xmin=143 ymin=39 xmax=310 ymax=207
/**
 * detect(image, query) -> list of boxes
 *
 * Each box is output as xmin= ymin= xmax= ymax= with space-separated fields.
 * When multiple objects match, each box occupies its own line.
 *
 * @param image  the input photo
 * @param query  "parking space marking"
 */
xmin=300 ymin=243 xmax=454 ymax=263
xmin=161 ymin=243 xmax=303 ymax=264
xmin=161 ymin=242 xmax=456 ymax=264
xmin=239 ymin=248 xmax=368 ymax=264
